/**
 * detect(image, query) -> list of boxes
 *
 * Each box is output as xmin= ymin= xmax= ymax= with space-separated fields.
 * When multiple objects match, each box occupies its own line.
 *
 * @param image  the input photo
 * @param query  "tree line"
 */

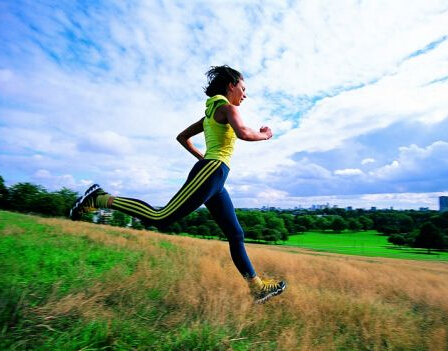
xmin=1 ymin=175 xmax=447 ymax=251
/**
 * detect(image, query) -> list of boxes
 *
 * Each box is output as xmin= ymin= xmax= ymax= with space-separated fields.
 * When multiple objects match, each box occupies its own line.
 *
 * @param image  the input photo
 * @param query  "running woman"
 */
xmin=70 ymin=65 xmax=286 ymax=303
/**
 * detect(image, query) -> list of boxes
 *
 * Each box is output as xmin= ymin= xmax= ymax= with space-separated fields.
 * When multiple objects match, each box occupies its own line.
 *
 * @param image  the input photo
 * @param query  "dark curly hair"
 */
xmin=204 ymin=65 xmax=243 ymax=97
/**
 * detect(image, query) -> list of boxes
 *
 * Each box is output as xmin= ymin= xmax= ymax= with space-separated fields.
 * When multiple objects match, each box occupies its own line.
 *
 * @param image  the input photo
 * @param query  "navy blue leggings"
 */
xmin=111 ymin=159 xmax=256 ymax=278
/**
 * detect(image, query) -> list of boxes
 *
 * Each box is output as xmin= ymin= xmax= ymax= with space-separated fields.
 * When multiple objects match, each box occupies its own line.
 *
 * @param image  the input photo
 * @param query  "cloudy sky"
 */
xmin=1 ymin=0 xmax=448 ymax=210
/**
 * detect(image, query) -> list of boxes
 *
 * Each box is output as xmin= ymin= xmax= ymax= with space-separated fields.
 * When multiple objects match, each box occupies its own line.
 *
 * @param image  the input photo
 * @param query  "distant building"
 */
xmin=440 ymin=196 xmax=448 ymax=212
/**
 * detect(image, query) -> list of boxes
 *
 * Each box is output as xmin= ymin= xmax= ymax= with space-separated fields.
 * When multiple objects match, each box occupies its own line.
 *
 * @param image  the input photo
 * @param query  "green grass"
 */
xmin=286 ymin=230 xmax=448 ymax=261
xmin=182 ymin=229 xmax=448 ymax=262
xmin=0 ymin=212 xmax=142 ymax=296
xmin=0 ymin=211 xmax=144 ymax=350
xmin=2 ymin=211 xmax=448 ymax=350
xmin=0 ymin=211 xmax=256 ymax=351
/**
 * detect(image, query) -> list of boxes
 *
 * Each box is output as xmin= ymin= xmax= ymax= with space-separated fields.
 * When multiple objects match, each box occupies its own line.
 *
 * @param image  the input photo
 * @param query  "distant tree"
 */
xmin=262 ymin=228 xmax=281 ymax=244
xmin=204 ymin=220 xmax=221 ymax=238
xmin=294 ymin=215 xmax=314 ymax=231
xmin=375 ymin=213 xmax=414 ymax=235
xmin=111 ymin=211 xmax=130 ymax=227
xmin=198 ymin=224 xmax=211 ymax=238
xmin=280 ymin=213 xmax=295 ymax=235
xmin=413 ymin=222 xmax=446 ymax=253
xmin=0 ymin=175 xmax=8 ymax=209
xmin=280 ymin=229 xmax=289 ymax=242
xmin=238 ymin=210 xmax=265 ymax=232
xmin=296 ymin=225 xmax=307 ymax=234
xmin=331 ymin=216 xmax=347 ymax=233
xmin=195 ymin=208 xmax=212 ymax=225
xmin=131 ymin=218 xmax=145 ymax=230
xmin=443 ymin=229 xmax=448 ymax=247
xmin=388 ymin=234 xmax=407 ymax=248
xmin=188 ymin=225 xmax=199 ymax=237
xmin=358 ymin=216 xmax=374 ymax=231
xmin=429 ymin=212 xmax=448 ymax=231
xmin=407 ymin=210 xmax=435 ymax=228
xmin=34 ymin=191 xmax=64 ymax=216
xmin=184 ymin=211 xmax=200 ymax=226
xmin=381 ymin=225 xmax=401 ymax=235
xmin=314 ymin=216 xmax=331 ymax=231
xmin=8 ymin=182 xmax=45 ymax=213
xmin=347 ymin=218 xmax=363 ymax=232
xmin=2 ymin=181 xmax=77 ymax=217
xmin=246 ymin=224 xmax=264 ymax=242
xmin=324 ymin=207 xmax=347 ymax=218
xmin=53 ymin=187 xmax=78 ymax=217
xmin=264 ymin=214 xmax=288 ymax=241
xmin=175 ymin=216 xmax=188 ymax=233
xmin=83 ymin=211 xmax=96 ymax=223
xmin=397 ymin=214 xmax=414 ymax=233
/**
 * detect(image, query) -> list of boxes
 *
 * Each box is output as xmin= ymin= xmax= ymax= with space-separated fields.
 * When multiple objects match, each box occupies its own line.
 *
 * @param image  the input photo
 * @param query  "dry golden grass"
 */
xmin=37 ymin=217 xmax=448 ymax=350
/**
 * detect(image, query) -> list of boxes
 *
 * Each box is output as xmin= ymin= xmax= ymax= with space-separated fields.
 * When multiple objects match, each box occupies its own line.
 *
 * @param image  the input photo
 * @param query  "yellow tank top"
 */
xmin=203 ymin=95 xmax=237 ymax=167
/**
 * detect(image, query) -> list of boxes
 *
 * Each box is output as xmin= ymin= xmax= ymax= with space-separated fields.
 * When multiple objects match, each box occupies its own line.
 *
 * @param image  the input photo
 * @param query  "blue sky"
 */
xmin=1 ymin=0 xmax=448 ymax=210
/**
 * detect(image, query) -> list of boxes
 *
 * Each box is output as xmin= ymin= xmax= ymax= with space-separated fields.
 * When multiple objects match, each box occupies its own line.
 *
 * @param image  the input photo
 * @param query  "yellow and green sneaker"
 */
xmin=249 ymin=276 xmax=286 ymax=304
xmin=69 ymin=184 xmax=107 ymax=220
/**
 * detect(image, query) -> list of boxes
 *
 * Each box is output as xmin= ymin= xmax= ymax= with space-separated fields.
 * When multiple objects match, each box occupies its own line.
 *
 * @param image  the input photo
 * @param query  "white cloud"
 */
xmin=1 ymin=0 xmax=448 ymax=210
xmin=334 ymin=168 xmax=364 ymax=176
xmin=77 ymin=130 xmax=133 ymax=155
xmin=32 ymin=169 xmax=77 ymax=191
xmin=373 ymin=141 xmax=448 ymax=181
xmin=361 ymin=158 xmax=376 ymax=165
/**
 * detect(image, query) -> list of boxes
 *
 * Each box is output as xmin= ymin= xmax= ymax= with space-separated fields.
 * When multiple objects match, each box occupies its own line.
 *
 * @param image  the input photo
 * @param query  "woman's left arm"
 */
xmin=176 ymin=117 xmax=205 ymax=160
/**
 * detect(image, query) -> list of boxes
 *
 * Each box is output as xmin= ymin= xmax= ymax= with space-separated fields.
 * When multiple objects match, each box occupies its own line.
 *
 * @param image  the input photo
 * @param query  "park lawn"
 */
xmin=287 ymin=230 xmax=448 ymax=261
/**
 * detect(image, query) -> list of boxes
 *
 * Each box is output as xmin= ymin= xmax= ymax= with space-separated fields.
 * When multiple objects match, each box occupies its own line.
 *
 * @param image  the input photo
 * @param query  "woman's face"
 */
xmin=228 ymin=79 xmax=246 ymax=106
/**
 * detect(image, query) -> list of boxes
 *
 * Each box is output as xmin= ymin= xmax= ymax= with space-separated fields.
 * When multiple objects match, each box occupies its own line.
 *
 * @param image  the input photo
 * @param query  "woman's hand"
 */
xmin=259 ymin=126 xmax=273 ymax=140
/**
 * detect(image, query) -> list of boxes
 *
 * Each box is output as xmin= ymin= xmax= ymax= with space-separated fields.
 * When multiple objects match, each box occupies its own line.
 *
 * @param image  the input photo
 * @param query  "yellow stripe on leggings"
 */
xmin=113 ymin=160 xmax=221 ymax=220
xmin=118 ymin=159 xmax=219 ymax=217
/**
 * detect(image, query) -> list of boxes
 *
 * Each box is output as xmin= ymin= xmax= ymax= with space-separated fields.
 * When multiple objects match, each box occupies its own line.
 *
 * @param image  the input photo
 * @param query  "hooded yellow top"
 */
xmin=203 ymin=95 xmax=237 ymax=167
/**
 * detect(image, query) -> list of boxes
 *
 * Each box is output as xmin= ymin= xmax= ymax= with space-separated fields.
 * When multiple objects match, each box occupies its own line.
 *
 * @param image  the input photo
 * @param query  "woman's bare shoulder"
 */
xmin=214 ymin=104 xmax=238 ymax=123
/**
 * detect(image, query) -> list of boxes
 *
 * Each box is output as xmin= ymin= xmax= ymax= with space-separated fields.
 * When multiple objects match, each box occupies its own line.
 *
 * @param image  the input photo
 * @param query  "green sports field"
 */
xmin=286 ymin=230 xmax=448 ymax=261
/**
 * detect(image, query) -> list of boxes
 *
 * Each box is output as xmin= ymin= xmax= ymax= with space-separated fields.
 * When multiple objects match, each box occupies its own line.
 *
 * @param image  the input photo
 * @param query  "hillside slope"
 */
xmin=1 ymin=211 xmax=448 ymax=350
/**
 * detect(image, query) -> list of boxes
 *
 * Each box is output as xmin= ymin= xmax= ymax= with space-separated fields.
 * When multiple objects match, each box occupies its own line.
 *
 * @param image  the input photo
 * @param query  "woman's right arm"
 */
xmin=221 ymin=105 xmax=273 ymax=141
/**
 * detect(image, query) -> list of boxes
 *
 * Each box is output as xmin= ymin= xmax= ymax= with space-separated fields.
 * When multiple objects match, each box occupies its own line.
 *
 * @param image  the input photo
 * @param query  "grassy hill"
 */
xmin=1 ymin=210 xmax=448 ymax=350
